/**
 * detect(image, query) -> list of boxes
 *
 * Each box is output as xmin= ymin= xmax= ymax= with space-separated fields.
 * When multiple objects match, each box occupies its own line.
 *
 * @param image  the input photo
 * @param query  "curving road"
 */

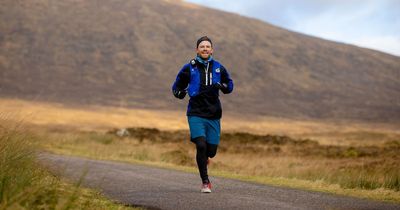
xmin=39 ymin=153 xmax=399 ymax=210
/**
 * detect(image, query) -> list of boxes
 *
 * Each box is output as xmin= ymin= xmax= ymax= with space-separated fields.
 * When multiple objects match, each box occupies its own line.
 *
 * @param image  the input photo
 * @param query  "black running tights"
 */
xmin=192 ymin=136 xmax=218 ymax=183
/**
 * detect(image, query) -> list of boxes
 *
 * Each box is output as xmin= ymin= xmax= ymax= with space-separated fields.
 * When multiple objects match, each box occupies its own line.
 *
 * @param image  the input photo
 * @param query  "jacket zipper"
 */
xmin=205 ymin=62 xmax=210 ymax=85
xmin=209 ymin=66 xmax=212 ymax=85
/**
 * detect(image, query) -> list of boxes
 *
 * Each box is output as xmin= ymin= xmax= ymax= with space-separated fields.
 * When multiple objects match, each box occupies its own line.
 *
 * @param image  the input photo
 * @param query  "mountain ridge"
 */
xmin=0 ymin=0 xmax=399 ymax=122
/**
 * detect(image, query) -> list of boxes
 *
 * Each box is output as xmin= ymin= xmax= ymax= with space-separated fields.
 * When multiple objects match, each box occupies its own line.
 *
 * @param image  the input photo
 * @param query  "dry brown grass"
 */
xmin=0 ymin=114 xmax=139 ymax=210
xmin=2 ymin=98 xmax=400 ymax=202
xmin=0 ymin=98 xmax=187 ymax=131
xmin=2 ymin=98 xmax=399 ymax=146
xmin=29 ymin=125 xmax=400 ymax=202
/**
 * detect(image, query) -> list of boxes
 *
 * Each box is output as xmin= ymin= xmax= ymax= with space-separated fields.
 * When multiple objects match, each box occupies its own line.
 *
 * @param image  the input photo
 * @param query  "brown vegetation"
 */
xmin=135 ymin=127 xmax=398 ymax=192
xmin=1 ymin=0 xmax=399 ymax=122
xmin=36 ymin=125 xmax=400 ymax=193
xmin=0 ymin=115 xmax=138 ymax=210
xmin=3 ymin=99 xmax=399 ymax=201
xmin=2 ymin=98 xmax=399 ymax=146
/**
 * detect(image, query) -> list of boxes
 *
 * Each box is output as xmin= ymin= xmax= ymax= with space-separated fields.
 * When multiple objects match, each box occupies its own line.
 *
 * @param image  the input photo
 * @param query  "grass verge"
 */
xmin=0 ymin=116 xmax=140 ymax=210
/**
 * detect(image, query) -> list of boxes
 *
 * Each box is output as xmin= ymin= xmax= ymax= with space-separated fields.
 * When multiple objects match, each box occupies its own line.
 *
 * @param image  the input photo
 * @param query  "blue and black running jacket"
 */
xmin=172 ymin=57 xmax=234 ymax=119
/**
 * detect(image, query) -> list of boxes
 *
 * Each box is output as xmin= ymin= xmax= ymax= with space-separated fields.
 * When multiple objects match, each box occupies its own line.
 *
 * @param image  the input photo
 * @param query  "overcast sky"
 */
xmin=185 ymin=0 xmax=400 ymax=57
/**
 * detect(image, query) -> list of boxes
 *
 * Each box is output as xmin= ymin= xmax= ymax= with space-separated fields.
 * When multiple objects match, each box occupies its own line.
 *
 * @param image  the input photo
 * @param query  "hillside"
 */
xmin=0 ymin=0 xmax=399 ymax=122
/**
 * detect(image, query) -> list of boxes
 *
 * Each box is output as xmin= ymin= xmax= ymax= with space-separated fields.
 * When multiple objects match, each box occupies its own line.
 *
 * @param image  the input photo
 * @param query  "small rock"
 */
xmin=116 ymin=128 xmax=130 ymax=137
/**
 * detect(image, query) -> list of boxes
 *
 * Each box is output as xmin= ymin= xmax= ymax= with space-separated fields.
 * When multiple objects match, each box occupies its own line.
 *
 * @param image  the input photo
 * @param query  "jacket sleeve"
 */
xmin=220 ymin=65 xmax=234 ymax=94
xmin=172 ymin=64 xmax=190 ymax=99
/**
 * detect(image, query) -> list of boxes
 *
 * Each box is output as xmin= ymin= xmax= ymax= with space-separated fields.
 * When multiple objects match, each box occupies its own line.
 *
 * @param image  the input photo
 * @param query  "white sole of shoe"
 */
xmin=201 ymin=188 xmax=211 ymax=193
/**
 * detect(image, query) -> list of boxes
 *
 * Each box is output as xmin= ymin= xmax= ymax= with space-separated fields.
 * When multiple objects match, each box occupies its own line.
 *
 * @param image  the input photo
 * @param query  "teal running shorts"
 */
xmin=187 ymin=116 xmax=220 ymax=145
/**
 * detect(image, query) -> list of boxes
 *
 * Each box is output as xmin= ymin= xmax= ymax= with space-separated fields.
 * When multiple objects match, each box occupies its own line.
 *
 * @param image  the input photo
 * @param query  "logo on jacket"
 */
xmin=215 ymin=68 xmax=220 ymax=73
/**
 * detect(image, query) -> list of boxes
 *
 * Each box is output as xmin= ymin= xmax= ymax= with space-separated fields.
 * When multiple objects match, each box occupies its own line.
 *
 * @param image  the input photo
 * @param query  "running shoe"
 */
xmin=201 ymin=182 xmax=212 ymax=193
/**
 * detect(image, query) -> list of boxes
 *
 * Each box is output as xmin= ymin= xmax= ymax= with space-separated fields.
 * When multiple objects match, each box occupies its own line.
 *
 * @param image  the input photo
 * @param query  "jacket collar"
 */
xmin=196 ymin=55 xmax=213 ymax=65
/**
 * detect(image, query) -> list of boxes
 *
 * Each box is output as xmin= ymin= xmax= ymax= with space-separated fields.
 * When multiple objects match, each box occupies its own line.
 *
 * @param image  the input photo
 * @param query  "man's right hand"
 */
xmin=213 ymin=82 xmax=228 ymax=91
xmin=173 ymin=89 xmax=187 ymax=99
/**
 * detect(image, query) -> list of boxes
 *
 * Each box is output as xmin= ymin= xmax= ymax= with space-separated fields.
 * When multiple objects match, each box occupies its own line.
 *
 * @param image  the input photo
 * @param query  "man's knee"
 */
xmin=192 ymin=136 xmax=207 ymax=152
xmin=207 ymin=143 xmax=218 ymax=158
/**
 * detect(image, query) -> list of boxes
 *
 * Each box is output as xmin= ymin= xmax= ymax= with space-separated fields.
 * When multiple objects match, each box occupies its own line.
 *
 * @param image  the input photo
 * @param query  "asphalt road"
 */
xmin=39 ymin=153 xmax=399 ymax=210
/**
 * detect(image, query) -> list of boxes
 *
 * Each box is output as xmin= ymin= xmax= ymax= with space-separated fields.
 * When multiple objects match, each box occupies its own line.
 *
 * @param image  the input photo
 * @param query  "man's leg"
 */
xmin=192 ymin=136 xmax=209 ymax=184
xmin=205 ymin=118 xmax=220 ymax=159
xmin=188 ymin=116 xmax=209 ymax=183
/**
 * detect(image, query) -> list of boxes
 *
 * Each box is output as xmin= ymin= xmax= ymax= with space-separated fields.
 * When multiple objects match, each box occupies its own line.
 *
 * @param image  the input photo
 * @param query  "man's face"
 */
xmin=196 ymin=41 xmax=213 ymax=59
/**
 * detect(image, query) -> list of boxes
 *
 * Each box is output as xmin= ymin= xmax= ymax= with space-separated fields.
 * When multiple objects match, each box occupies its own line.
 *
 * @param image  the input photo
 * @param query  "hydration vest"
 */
xmin=187 ymin=59 xmax=221 ymax=97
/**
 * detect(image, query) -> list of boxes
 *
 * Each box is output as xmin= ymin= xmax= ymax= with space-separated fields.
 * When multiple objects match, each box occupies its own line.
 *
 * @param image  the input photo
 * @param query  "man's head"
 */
xmin=196 ymin=36 xmax=213 ymax=59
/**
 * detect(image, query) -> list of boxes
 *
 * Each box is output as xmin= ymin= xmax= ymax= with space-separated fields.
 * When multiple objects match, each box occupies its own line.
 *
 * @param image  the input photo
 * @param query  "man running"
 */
xmin=172 ymin=36 xmax=234 ymax=193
